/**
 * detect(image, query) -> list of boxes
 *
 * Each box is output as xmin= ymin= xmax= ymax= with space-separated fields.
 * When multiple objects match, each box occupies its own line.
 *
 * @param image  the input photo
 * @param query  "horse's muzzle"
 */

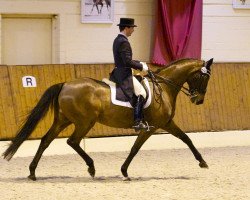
xmin=195 ymin=99 xmax=204 ymax=105
xmin=190 ymin=94 xmax=204 ymax=105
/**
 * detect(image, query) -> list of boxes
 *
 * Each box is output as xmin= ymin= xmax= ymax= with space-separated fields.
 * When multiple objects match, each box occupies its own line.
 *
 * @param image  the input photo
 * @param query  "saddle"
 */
xmin=102 ymin=76 xmax=152 ymax=108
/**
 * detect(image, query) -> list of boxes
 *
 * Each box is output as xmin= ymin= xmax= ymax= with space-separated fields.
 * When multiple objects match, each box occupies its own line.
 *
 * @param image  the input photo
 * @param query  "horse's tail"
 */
xmin=2 ymin=83 xmax=64 ymax=161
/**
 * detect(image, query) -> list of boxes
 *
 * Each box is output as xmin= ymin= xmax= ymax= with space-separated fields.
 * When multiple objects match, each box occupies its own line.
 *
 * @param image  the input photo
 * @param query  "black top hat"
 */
xmin=117 ymin=18 xmax=137 ymax=27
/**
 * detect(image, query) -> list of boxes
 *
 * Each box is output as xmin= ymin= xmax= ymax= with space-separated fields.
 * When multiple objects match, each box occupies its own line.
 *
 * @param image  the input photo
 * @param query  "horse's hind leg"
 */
xmin=164 ymin=120 xmax=208 ymax=168
xmin=28 ymin=115 xmax=70 ymax=181
xmin=90 ymin=4 xmax=97 ymax=14
xmin=121 ymin=131 xmax=152 ymax=180
xmin=67 ymin=123 xmax=95 ymax=178
xmin=99 ymin=3 xmax=103 ymax=14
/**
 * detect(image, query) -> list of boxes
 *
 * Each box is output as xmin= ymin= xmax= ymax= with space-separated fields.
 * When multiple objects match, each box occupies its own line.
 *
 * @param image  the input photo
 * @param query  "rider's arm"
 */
xmin=119 ymin=41 xmax=143 ymax=71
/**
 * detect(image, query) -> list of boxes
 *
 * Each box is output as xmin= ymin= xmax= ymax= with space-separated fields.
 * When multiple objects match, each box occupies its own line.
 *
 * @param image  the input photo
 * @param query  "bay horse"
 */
xmin=2 ymin=58 xmax=213 ymax=181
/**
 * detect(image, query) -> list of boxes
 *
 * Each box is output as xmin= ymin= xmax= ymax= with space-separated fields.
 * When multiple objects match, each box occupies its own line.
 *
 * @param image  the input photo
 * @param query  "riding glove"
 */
xmin=140 ymin=62 xmax=148 ymax=72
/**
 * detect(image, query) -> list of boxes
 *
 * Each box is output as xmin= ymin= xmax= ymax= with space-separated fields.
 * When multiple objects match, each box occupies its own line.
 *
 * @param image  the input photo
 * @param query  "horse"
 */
xmin=2 ymin=58 xmax=213 ymax=181
xmin=91 ymin=0 xmax=111 ymax=15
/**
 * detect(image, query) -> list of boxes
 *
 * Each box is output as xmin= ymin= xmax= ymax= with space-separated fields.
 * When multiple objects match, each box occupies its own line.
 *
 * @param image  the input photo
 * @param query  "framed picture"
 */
xmin=232 ymin=0 xmax=250 ymax=9
xmin=81 ymin=0 xmax=114 ymax=23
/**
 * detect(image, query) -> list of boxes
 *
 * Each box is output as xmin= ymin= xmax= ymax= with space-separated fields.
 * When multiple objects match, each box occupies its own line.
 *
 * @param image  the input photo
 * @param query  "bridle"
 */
xmin=188 ymin=67 xmax=211 ymax=97
xmin=146 ymin=67 xmax=211 ymax=103
xmin=147 ymin=70 xmax=190 ymax=102
xmin=148 ymin=71 xmax=190 ymax=96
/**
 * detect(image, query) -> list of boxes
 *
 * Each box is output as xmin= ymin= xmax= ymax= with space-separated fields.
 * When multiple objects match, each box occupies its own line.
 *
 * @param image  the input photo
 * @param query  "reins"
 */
xmin=147 ymin=70 xmax=163 ymax=103
xmin=146 ymin=70 xmax=191 ymax=101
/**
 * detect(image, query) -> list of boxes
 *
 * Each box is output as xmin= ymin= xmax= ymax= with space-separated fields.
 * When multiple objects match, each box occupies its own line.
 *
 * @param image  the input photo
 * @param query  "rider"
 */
xmin=110 ymin=18 xmax=149 ymax=131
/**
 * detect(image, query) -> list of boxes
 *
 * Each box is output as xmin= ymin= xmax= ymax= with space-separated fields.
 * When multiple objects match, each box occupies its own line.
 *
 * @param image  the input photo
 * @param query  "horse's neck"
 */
xmin=158 ymin=62 xmax=199 ymax=85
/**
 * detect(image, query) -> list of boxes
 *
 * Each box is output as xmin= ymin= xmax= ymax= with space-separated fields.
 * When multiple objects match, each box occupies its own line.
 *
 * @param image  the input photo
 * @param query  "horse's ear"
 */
xmin=205 ymin=58 xmax=213 ymax=70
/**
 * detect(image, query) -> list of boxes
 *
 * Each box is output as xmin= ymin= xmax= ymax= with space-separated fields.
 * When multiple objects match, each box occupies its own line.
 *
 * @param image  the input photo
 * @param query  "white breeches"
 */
xmin=132 ymin=76 xmax=146 ymax=99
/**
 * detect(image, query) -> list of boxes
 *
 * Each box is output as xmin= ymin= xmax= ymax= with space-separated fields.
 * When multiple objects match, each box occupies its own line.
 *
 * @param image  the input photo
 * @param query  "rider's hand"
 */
xmin=140 ymin=62 xmax=148 ymax=72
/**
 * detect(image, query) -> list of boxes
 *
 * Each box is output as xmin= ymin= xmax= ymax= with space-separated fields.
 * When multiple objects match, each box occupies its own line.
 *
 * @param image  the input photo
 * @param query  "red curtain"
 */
xmin=151 ymin=0 xmax=203 ymax=65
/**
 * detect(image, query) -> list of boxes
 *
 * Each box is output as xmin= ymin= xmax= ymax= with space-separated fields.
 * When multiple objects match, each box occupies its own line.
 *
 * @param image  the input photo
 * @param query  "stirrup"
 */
xmin=132 ymin=121 xmax=154 ymax=132
xmin=144 ymin=121 xmax=155 ymax=132
xmin=132 ymin=121 xmax=147 ymax=132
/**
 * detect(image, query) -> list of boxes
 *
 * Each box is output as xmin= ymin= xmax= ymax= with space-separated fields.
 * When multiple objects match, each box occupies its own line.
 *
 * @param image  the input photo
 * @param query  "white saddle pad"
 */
xmin=102 ymin=78 xmax=152 ymax=108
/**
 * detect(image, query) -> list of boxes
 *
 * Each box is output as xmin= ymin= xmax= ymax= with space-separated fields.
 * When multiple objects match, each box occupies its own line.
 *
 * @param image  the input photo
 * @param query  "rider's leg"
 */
xmin=132 ymin=76 xmax=146 ymax=99
xmin=133 ymin=95 xmax=148 ymax=131
xmin=132 ymin=76 xmax=148 ymax=131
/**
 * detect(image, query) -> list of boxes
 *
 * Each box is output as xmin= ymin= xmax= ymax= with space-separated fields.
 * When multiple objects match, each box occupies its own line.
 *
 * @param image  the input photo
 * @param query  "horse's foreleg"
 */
xmin=121 ymin=131 xmax=152 ymax=180
xmin=164 ymin=120 xmax=208 ymax=168
xmin=28 ymin=118 xmax=70 ymax=181
xmin=67 ymin=124 xmax=95 ymax=178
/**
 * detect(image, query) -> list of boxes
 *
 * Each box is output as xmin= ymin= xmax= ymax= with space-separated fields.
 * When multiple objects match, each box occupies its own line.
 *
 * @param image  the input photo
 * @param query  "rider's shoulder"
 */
xmin=116 ymin=34 xmax=128 ymax=42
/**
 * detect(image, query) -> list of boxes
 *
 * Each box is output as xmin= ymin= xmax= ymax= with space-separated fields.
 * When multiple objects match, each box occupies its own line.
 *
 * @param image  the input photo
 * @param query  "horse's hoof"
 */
xmin=28 ymin=174 xmax=36 ymax=181
xmin=121 ymin=166 xmax=128 ymax=178
xmin=88 ymin=166 xmax=96 ymax=178
xmin=122 ymin=177 xmax=131 ymax=181
xmin=199 ymin=161 xmax=209 ymax=168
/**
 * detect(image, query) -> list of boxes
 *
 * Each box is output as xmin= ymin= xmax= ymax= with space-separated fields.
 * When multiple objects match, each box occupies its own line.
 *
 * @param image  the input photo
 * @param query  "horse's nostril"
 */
xmin=196 ymin=99 xmax=204 ymax=105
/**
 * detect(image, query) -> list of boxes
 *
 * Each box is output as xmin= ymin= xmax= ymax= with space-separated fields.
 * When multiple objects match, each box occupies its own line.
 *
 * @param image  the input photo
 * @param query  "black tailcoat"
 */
xmin=110 ymin=34 xmax=143 ymax=106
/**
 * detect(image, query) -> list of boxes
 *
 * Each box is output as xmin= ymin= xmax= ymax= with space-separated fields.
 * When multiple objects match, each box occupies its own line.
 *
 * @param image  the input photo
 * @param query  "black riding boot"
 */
xmin=133 ymin=95 xmax=148 ymax=132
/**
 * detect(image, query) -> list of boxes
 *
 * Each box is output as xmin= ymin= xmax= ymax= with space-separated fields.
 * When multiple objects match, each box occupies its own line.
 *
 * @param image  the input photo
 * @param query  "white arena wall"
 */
xmin=202 ymin=0 xmax=250 ymax=62
xmin=0 ymin=0 xmax=250 ymax=64
xmin=0 ymin=0 xmax=155 ymax=64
